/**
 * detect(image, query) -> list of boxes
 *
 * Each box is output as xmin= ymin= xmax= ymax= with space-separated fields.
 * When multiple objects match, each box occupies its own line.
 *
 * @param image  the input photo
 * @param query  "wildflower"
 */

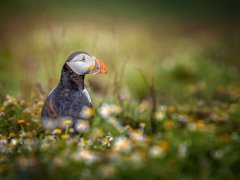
xmin=107 ymin=117 xmax=123 ymax=131
xmin=75 ymin=120 xmax=90 ymax=133
xmin=48 ymin=135 xmax=56 ymax=141
xmin=53 ymin=157 xmax=65 ymax=167
xmin=9 ymin=96 xmax=16 ymax=103
xmin=149 ymin=145 xmax=164 ymax=158
xmin=0 ymin=135 xmax=7 ymax=144
xmin=79 ymin=138 xmax=89 ymax=147
xmin=210 ymin=112 xmax=228 ymax=122
xmin=155 ymin=111 xmax=165 ymax=121
xmin=25 ymin=132 xmax=33 ymax=137
xmin=23 ymin=138 xmax=35 ymax=147
xmin=52 ymin=129 xmax=62 ymax=134
xmin=3 ymin=95 xmax=16 ymax=106
xmin=196 ymin=120 xmax=205 ymax=128
xmin=23 ymin=108 xmax=31 ymax=114
xmin=187 ymin=123 xmax=197 ymax=131
xmin=113 ymin=105 xmax=122 ymax=114
xmin=113 ymin=137 xmax=131 ymax=153
xmin=129 ymin=152 xmax=144 ymax=166
xmin=61 ymin=134 xmax=69 ymax=139
xmin=70 ymin=138 xmax=78 ymax=146
xmin=137 ymin=101 xmax=149 ymax=113
xmin=80 ymin=106 xmax=94 ymax=118
xmin=106 ymin=134 xmax=114 ymax=142
xmin=139 ymin=122 xmax=146 ymax=129
xmin=129 ymin=129 xmax=145 ymax=142
xmin=0 ymin=106 xmax=5 ymax=116
xmin=38 ymin=101 xmax=44 ymax=106
xmin=90 ymin=128 xmax=104 ymax=138
xmin=99 ymin=104 xmax=112 ymax=118
xmin=0 ymin=111 xmax=5 ymax=116
xmin=36 ymin=108 xmax=42 ymax=114
xmin=42 ymin=119 xmax=56 ymax=130
xmin=9 ymin=133 xmax=15 ymax=138
xmin=78 ymin=149 xmax=97 ymax=164
xmin=108 ymin=118 xmax=118 ymax=127
xmin=160 ymin=141 xmax=169 ymax=152
xmin=17 ymin=119 xmax=25 ymax=124
xmin=213 ymin=150 xmax=224 ymax=159
xmin=196 ymin=120 xmax=211 ymax=131
xmin=102 ymin=137 xmax=112 ymax=147
xmin=165 ymin=120 xmax=175 ymax=129
xmin=177 ymin=114 xmax=188 ymax=123
xmin=178 ymin=141 xmax=190 ymax=158
xmin=63 ymin=119 xmax=72 ymax=126
xmin=124 ymin=125 xmax=132 ymax=131
xmin=167 ymin=105 xmax=176 ymax=114
xmin=19 ymin=131 xmax=26 ymax=138
xmin=10 ymin=138 xmax=19 ymax=145
xmin=68 ymin=128 xmax=75 ymax=134
xmin=188 ymin=115 xmax=195 ymax=122
xmin=101 ymin=135 xmax=113 ymax=147
xmin=98 ymin=103 xmax=122 ymax=119
xmin=40 ymin=141 xmax=51 ymax=150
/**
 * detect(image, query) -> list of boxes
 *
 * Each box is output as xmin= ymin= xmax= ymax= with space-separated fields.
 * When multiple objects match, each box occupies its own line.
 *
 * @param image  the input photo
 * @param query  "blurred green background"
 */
xmin=0 ymin=1 xmax=240 ymax=179
xmin=0 ymin=0 xmax=239 ymax=103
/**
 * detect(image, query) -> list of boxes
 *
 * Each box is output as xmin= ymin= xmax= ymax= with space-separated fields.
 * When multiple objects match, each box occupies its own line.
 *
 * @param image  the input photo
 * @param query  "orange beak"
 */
xmin=95 ymin=58 xmax=108 ymax=75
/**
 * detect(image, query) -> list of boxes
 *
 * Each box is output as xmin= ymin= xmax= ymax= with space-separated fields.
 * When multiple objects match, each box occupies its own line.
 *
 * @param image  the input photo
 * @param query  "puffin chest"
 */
xmin=55 ymin=88 xmax=92 ymax=114
xmin=70 ymin=90 xmax=91 ymax=107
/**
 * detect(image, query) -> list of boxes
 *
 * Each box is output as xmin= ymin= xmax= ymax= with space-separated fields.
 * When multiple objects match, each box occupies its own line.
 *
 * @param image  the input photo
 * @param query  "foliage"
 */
xmin=0 ymin=3 xmax=240 ymax=179
xmin=0 ymin=85 xmax=239 ymax=179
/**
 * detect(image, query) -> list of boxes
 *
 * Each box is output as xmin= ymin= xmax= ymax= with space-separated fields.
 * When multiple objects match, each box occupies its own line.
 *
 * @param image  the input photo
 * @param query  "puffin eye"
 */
xmin=81 ymin=56 xmax=86 ymax=62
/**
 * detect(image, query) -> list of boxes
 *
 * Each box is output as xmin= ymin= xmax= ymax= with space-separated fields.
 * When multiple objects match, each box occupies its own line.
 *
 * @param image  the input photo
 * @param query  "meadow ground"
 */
xmin=0 ymin=2 xmax=240 ymax=179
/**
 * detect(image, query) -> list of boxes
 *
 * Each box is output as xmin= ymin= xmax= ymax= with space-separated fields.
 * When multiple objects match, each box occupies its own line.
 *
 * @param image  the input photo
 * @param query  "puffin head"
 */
xmin=65 ymin=51 xmax=107 ymax=75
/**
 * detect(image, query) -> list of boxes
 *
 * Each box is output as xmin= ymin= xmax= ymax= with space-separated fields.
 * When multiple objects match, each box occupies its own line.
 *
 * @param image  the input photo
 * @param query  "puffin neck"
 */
xmin=59 ymin=63 xmax=85 ymax=90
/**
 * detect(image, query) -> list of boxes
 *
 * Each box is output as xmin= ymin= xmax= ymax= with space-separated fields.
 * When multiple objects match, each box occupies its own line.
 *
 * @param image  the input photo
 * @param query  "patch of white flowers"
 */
xmin=98 ymin=103 xmax=122 ymax=119
xmin=72 ymin=149 xmax=98 ymax=165
xmin=75 ymin=120 xmax=90 ymax=133
xmin=113 ymin=137 xmax=132 ymax=153
xmin=178 ymin=141 xmax=191 ymax=158
xmin=149 ymin=145 xmax=164 ymax=158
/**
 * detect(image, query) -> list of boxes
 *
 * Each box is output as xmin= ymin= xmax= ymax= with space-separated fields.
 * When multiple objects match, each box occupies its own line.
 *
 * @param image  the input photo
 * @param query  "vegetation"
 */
xmin=0 ymin=1 xmax=240 ymax=179
xmin=0 ymin=84 xmax=240 ymax=179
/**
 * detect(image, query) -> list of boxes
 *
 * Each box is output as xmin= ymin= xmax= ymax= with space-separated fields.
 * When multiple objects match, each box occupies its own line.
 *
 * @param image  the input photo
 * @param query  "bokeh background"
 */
xmin=0 ymin=0 xmax=239 ymax=101
xmin=0 ymin=1 xmax=240 ymax=179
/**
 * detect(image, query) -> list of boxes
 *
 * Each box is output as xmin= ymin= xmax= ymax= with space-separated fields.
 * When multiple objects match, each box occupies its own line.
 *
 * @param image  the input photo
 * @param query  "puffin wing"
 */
xmin=67 ymin=89 xmax=93 ymax=119
xmin=41 ymin=90 xmax=60 ymax=129
xmin=41 ymin=87 xmax=93 ymax=129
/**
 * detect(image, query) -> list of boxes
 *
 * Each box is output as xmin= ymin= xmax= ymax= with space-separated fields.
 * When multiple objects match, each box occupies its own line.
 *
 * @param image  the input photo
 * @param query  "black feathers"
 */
xmin=41 ymin=56 xmax=93 ymax=130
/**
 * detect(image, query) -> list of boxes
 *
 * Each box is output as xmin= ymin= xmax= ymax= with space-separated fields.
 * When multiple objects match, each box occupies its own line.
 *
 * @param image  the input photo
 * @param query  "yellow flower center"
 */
xmin=64 ymin=119 xmax=72 ymax=125
xmin=17 ymin=119 xmax=25 ymax=124
xmin=52 ymin=129 xmax=62 ymax=134
xmin=61 ymin=134 xmax=69 ymax=139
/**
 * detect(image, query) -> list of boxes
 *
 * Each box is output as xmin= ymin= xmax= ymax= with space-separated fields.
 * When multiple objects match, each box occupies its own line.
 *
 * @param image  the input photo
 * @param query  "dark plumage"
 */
xmin=41 ymin=51 xmax=107 ymax=131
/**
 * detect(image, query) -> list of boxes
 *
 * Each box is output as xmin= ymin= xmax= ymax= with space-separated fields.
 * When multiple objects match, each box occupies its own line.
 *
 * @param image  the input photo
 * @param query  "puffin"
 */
xmin=41 ymin=51 xmax=107 ymax=131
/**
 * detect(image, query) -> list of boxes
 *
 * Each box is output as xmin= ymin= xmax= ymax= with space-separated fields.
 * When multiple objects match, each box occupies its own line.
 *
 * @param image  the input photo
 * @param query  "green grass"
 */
xmin=0 ymin=88 xmax=239 ymax=179
xmin=0 ymin=10 xmax=240 ymax=179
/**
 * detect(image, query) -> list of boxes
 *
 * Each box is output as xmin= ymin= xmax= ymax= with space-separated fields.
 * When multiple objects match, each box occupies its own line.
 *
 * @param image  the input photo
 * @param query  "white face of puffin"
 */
xmin=66 ymin=53 xmax=107 ymax=75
